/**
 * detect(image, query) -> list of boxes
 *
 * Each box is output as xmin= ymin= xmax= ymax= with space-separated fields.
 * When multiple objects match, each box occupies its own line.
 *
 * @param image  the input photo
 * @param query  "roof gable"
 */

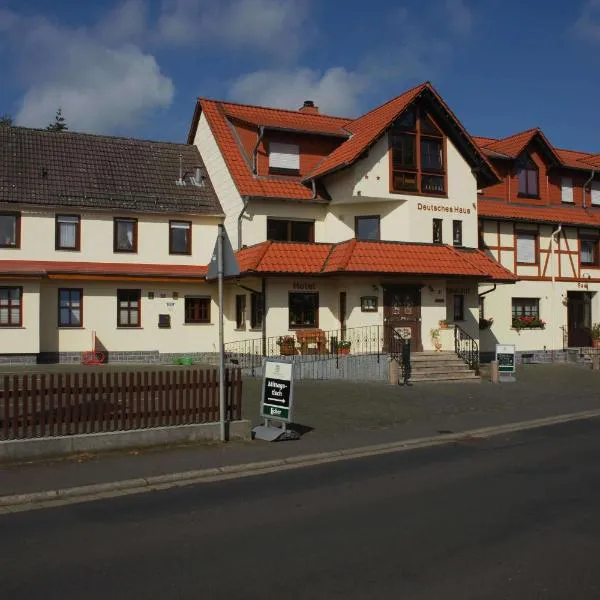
xmin=484 ymin=128 xmax=562 ymax=165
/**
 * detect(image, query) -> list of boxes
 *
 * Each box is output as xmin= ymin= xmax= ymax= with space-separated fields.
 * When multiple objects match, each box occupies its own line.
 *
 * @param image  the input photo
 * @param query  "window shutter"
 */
xmin=592 ymin=181 xmax=600 ymax=206
xmin=561 ymin=177 xmax=573 ymax=203
xmin=517 ymin=233 xmax=536 ymax=263
xmin=269 ymin=142 xmax=300 ymax=171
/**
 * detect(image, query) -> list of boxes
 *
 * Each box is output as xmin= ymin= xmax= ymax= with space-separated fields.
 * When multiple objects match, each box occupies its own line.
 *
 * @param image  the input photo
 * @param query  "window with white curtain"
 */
xmin=56 ymin=215 xmax=80 ymax=250
xmin=561 ymin=177 xmax=573 ymax=203
xmin=114 ymin=218 xmax=137 ymax=252
xmin=581 ymin=239 xmax=597 ymax=265
xmin=516 ymin=231 xmax=537 ymax=264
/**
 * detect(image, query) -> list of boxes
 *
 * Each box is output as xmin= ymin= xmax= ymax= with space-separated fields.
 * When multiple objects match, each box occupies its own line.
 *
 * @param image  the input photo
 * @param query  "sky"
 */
xmin=2 ymin=0 xmax=600 ymax=152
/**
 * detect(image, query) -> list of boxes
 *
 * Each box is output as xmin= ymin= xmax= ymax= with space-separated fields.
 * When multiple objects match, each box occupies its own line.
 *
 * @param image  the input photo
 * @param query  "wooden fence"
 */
xmin=0 ymin=368 xmax=243 ymax=441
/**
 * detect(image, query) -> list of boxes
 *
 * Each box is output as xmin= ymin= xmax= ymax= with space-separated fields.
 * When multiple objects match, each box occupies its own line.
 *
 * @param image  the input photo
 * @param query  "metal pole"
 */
xmin=218 ymin=224 xmax=226 ymax=442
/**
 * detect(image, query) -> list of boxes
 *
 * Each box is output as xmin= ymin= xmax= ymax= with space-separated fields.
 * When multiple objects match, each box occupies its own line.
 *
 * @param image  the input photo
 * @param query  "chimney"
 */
xmin=299 ymin=100 xmax=319 ymax=114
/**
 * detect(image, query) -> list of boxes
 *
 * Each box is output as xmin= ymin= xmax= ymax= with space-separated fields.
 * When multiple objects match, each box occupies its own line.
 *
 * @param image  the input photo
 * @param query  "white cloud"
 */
xmin=229 ymin=67 xmax=367 ymax=115
xmin=1 ymin=7 xmax=174 ymax=133
xmin=156 ymin=0 xmax=310 ymax=58
xmin=95 ymin=0 xmax=149 ymax=45
xmin=573 ymin=0 xmax=600 ymax=42
xmin=444 ymin=0 xmax=472 ymax=34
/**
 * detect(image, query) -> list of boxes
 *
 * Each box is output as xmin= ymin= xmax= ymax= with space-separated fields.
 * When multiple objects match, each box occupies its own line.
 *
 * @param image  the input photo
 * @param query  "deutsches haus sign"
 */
xmin=261 ymin=360 xmax=294 ymax=422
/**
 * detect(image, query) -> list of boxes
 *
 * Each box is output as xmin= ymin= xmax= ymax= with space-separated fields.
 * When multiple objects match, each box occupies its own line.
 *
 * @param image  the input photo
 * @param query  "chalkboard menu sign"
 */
xmin=495 ymin=344 xmax=516 ymax=374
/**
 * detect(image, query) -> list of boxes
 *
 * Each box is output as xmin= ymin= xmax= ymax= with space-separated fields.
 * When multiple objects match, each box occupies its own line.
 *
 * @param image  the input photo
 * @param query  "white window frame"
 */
xmin=591 ymin=181 xmax=600 ymax=206
xmin=561 ymin=177 xmax=573 ymax=203
xmin=516 ymin=231 xmax=537 ymax=264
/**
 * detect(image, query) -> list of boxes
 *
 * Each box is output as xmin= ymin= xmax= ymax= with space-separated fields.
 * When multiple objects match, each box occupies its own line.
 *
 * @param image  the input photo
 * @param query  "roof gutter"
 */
xmin=252 ymin=126 xmax=265 ymax=175
xmin=583 ymin=169 xmax=595 ymax=209
xmin=237 ymin=195 xmax=250 ymax=250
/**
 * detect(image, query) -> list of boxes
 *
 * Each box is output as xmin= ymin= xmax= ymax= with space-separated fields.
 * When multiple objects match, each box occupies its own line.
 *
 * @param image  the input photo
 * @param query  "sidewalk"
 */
xmin=1 ymin=363 xmax=599 ymax=499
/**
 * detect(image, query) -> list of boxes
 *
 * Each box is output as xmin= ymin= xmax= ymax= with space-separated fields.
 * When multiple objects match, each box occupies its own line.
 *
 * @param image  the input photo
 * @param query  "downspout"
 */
xmin=252 ymin=126 xmax=265 ymax=175
xmin=237 ymin=196 xmax=249 ymax=251
xmin=310 ymin=178 xmax=317 ymax=199
xmin=583 ymin=170 xmax=595 ymax=209
xmin=478 ymin=284 xmax=497 ymax=320
xmin=551 ymin=224 xmax=562 ymax=355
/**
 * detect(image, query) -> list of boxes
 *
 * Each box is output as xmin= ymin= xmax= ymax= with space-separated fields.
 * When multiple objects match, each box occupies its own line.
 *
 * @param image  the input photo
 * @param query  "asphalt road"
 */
xmin=3 ymin=418 xmax=600 ymax=599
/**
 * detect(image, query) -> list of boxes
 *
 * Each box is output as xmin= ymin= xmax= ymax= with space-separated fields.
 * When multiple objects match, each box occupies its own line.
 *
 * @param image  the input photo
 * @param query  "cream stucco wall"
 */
xmin=193 ymin=112 xmax=245 ymax=250
xmin=323 ymin=134 xmax=478 ymax=247
xmin=1 ymin=209 xmax=221 ymax=266
xmin=0 ymin=281 xmax=40 ymax=354
xmin=38 ymin=281 xmax=220 ymax=354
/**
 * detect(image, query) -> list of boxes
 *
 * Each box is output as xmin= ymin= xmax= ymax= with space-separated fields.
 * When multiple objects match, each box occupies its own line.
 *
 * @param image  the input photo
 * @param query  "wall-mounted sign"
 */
xmin=292 ymin=282 xmax=316 ymax=291
xmin=261 ymin=360 xmax=294 ymax=422
xmin=417 ymin=202 xmax=471 ymax=215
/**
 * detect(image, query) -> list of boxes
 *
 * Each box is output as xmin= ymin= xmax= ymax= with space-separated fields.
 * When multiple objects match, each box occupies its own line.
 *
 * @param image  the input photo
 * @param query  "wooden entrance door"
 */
xmin=567 ymin=291 xmax=591 ymax=347
xmin=383 ymin=286 xmax=422 ymax=352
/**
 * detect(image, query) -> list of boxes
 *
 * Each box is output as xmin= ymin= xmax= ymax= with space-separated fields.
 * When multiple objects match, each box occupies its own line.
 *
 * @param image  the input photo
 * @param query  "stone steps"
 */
xmin=408 ymin=351 xmax=480 ymax=384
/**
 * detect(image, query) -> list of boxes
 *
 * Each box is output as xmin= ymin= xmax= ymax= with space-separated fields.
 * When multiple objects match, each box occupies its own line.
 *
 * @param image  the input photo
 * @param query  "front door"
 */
xmin=383 ymin=285 xmax=422 ymax=352
xmin=567 ymin=291 xmax=592 ymax=347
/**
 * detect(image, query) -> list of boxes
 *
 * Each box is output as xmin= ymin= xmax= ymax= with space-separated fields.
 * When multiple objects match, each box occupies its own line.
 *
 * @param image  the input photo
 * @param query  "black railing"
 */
xmin=454 ymin=325 xmax=479 ymax=374
xmin=223 ymin=325 xmax=385 ymax=375
xmin=386 ymin=325 xmax=411 ymax=384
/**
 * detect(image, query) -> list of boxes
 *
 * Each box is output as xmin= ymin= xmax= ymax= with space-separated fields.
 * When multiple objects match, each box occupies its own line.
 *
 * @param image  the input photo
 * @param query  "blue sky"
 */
xmin=2 ymin=0 xmax=600 ymax=152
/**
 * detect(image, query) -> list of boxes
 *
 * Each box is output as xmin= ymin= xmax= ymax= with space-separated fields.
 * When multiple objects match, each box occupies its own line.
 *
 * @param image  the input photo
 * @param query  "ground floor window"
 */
xmin=289 ymin=292 xmax=318 ymax=328
xmin=251 ymin=292 xmax=264 ymax=330
xmin=58 ymin=288 xmax=82 ymax=327
xmin=453 ymin=294 xmax=465 ymax=321
xmin=185 ymin=296 xmax=210 ymax=324
xmin=235 ymin=294 xmax=246 ymax=329
xmin=0 ymin=286 xmax=22 ymax=326
xmin=117 ymin=289 xmax=141 ymax=327
xmin=512 ymin=297 xmax=543 ymax=328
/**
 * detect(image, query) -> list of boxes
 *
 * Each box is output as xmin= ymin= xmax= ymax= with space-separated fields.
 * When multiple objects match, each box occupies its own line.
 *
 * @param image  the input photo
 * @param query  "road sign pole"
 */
xmin=218 ymin=224 xmax=226 ymax=442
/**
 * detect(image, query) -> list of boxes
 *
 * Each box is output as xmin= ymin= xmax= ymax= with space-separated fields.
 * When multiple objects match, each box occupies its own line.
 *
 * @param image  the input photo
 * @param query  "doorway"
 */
xmin=339 ymin=291 xmax=347 ymax=338
xmin=567 ymin=291 xmax=592 ymax=347
xmin=383 ymin=285 xmax=422 ymax=352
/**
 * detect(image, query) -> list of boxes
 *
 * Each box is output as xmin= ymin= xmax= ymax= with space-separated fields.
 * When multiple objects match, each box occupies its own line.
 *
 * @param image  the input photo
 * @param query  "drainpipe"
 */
xmin=252 ymin=126 xmax=265 ymax=175
xmin=583 ymin=170 xmax=595 ymax=209
xmin=310 ymin=178 xmax=317 ymax=199
xmin=551 ymin=224 xmax=562 ymax=355
xmin=237 ymin=196 xmax=249 ymax=251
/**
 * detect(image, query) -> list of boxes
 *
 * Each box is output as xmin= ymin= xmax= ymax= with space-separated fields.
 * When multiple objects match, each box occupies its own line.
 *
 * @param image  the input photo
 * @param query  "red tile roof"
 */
xmin=1 ymin=261 xmax=207 ymax=278
xmin=235 ymin=240 xmax=516 ymax=281
xmin=478 ymin=198 xmax=600 ymax=227
xmin=221 ymin=100 xmax=351 ymax=136
xmin=483 ymin=128 xmax=562 ymax=164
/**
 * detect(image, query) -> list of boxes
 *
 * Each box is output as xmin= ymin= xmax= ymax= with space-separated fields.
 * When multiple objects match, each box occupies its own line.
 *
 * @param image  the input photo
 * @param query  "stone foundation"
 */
xmin=1 ymin=351 xmax=220 ymax=366
xmin=0 ymin=354 xmax=37 ymax=365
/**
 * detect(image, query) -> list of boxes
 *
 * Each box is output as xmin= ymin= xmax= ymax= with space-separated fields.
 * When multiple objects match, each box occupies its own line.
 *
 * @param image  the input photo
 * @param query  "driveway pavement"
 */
xmin=1 ymin=363 xmax=598 ymax=498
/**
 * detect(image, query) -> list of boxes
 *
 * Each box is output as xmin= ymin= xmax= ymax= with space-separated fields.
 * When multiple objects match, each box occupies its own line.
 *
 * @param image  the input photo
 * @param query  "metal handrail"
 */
xmin=385 ymin=325 xmax=411 ymax=384
xmin=453 ymin=325 xmax=479 ymax=374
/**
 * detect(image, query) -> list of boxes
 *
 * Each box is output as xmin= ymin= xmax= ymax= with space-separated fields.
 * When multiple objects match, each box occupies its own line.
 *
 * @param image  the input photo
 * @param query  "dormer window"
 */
xmin=390 ymin=108 xmax=445 ymax=196
xmin=269 ymin=142 xmax=300 ymax=174
xmin=516 ymin=153 xmax=538 ymax=197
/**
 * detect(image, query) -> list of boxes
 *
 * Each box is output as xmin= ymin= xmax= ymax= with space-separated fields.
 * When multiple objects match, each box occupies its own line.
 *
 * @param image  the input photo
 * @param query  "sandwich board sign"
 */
xmin=253 ymin=359 xmax=294 ymax=441
xmin=495 ymin=343 xmax=516 ymax=382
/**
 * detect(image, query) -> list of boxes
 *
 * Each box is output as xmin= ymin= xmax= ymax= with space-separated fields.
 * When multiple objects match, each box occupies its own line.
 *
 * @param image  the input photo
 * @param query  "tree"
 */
xmin=46 ymin=108 xmax=68 ymax=132
xmin=0 ymin=114 xmax=13 ymax=127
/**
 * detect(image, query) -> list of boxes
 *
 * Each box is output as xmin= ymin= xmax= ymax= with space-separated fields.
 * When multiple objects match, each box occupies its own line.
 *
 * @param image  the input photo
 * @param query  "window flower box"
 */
xmin=512 ymin=316 xmax=546 ymax=330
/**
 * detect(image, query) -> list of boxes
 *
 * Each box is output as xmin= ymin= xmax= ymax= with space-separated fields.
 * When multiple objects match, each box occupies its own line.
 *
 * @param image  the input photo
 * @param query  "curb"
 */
xmin=2 ymin=408 xmax=600 ymax=512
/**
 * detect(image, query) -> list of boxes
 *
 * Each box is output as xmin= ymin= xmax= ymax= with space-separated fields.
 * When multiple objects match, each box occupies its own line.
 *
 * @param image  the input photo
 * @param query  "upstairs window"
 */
xmin=433 ymin=218 xmax=443 ymax=244
xmin=452 ymin=220 xmax=463 ymax=246
xmin=516 ymin=230 xmax=537 ymax=264
xmin=56 ymin=215 xmax=80 ymax=251
xmin=269 ymin=142 xmax=300 ymax=174
xmin=169 ymin=221 xmax=192 ymax=255
xmin=267 ymin=218 xmax=314 ymax=242
xmin=390 ymin=108 xmax=445 ymax=195
xmin=516 ymin=153 xmax=538 ymax=197
xmin=114 ymin=218 xmax=137 ymax=253
xmin=355 ymin=216 xmax=380 ymax=240
xmin=561 ymin=177 xmax=573 ymax=203
xmin=581 ymin=238 xmax=598 ymax=266
xmin=0 ymin=212 xmax=20 ymax=248
xmin=592 ymin=181 xmax=600 ymax=206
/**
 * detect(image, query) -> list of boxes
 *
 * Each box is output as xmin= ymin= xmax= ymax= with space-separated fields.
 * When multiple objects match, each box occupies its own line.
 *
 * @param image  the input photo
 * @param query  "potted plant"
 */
xmin=430 ymin=328 xmax=442 ymax=352
xmin=438 ymin=319 xmax=448 ymax=330
xmin=512 ymin=316 xmax=546 ymax=330
xmin=336 ymin=340 xmax=351 ymax=355
xmin=276 ymin=335 xmax=297 ymax=356
xmin=591 ymin=323 xmax=600 ymax=348
xmin=479 ymin=316 xmax=494 ymax=330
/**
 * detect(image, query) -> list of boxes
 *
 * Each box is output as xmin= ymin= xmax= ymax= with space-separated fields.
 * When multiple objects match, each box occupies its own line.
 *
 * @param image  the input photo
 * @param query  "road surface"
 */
xmin=2 ymin=418 xmax=600 ymax=599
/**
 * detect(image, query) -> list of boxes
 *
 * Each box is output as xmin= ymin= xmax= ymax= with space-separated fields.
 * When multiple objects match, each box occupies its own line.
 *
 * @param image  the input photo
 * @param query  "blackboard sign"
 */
xmin=496 ymin=344 xmax=516 ymax=374
xmin=261 ymin=360 xmax=294 ymax=422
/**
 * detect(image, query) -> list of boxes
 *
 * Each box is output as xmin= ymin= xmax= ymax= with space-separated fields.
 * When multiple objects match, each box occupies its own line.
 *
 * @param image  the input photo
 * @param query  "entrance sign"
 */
xmin=496 ymin=344 xmax=516 ymax=382
xmin=261 ymin=360 xmax=294 ymax=422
